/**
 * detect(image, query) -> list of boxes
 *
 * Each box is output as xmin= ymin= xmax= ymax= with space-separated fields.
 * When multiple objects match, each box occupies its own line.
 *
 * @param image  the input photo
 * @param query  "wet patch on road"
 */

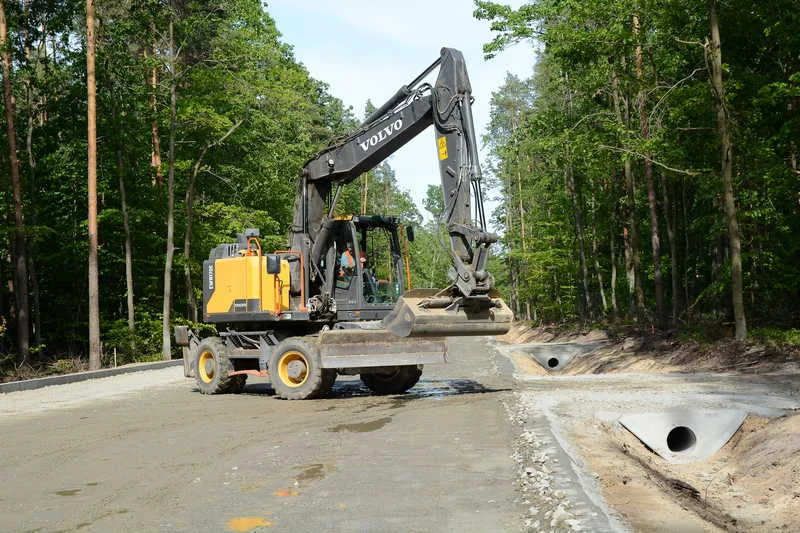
xmin=328 ymin=378 xmax=506 ymax=402
xmin=294 ymin=463 xmax=336 ymax=486
xmin=329 ymin=416 xmax=392 ymax=433
xmin=50 ymin=509 xmax=129 ymax=532
xmin=54 ymin=489 xmax=81 ymax=497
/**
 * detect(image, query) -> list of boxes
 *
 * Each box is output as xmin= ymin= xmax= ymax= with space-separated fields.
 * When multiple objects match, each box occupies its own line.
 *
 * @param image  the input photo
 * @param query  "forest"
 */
xmin=476 ymin=0 xmax=799 ymax=340
xmin=0 ymin=0 xmax=798 ymax=376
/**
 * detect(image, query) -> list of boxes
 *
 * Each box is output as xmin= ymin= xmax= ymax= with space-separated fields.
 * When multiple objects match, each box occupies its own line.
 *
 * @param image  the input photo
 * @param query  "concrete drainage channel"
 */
xmin=0 ymin=360 xmax=183 ymax=393
xmin=508 ymin=342 xmax=765 ymax=464
xmin=513 ymin=341 xmax=609 ymax=371
xmin=508 ymin=361 xmax=800 ymax=531
xmin=617 ymin=409 xmax=748 ymax=463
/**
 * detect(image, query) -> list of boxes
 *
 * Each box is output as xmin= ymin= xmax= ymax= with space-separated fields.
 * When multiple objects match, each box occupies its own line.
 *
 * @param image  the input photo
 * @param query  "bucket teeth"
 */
xmin=382 ymin=288 xmax=513 ymax=338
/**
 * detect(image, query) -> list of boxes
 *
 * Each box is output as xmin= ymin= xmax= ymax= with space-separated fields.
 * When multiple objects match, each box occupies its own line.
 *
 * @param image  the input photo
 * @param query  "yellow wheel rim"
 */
xmin=277 ymin=350 xmax=309 ymax=387
xmin=198 ymin=350 xmax=215 ymax=383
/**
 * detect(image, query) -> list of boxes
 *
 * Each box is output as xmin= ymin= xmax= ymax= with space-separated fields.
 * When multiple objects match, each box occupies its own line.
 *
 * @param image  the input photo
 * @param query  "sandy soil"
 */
xmin=574 ymin=414 xmax=800 ymax=532
xmin=501 ymin=325 xmax=800 ymax=376
xmin=501 ymin=324 xmax=800 ymax=532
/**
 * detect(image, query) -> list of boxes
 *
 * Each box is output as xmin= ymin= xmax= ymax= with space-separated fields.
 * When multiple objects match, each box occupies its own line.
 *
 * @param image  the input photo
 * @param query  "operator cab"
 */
xmin=329 ymin=215 xmax=407 ymax=321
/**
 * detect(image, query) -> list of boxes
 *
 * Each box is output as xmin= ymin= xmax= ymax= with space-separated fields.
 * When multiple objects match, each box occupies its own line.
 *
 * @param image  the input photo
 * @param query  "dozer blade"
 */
xmin=382 ymin=288 xmax=513 ymax=338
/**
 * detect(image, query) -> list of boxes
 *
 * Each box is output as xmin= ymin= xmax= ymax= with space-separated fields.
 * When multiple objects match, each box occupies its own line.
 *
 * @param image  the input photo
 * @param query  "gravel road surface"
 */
xmin=6 ymin=336 xmax=791 ymax=532
xmin=0 ymin=338 xmax=531 ymax=533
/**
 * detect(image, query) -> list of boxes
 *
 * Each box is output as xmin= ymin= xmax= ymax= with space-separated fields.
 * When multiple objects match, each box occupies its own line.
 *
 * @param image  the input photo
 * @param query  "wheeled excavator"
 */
xmin=174 ymin=47 xmax=513 ymax=399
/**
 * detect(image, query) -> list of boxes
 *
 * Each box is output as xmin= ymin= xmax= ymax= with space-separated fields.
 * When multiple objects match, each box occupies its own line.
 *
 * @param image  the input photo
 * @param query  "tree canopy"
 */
xmin=476 ymin=0 xmax=800 ymax=333
xmin=2 ymin=0 xmax=798 ymax=374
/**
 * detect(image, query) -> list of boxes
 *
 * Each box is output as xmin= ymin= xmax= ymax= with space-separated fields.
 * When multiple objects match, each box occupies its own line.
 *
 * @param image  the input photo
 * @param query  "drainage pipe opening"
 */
xmin=666 ymin=426 xmax=697 ymax=452
xmin=547 ymin=357 xmax=560 ymax=369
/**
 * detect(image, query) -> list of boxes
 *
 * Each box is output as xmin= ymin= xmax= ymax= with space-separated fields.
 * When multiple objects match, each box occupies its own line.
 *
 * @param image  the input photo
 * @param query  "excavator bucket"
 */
xmin=382 ymin=288 xmax=513 ymax=338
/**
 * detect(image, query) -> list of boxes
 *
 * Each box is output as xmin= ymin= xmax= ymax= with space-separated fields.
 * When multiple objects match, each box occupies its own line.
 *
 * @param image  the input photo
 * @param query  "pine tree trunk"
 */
xmin=145 ymin=43 xmax=163 ymax=187
xmin=361 ymin=173 xmax=369 ymax=215
xmin=590 ymin=186 xmax=608 ymax=314
xmin=22 ymin=16 xmax=42 ymax=357
xmin=708 ymin=0 xmax=746 ymax=340
xmin=622 ymin=159 xmax=645 ymax=318
xmin=0 ymin=0 xmax=30 ymax=363
xmin=681 ymin=179 xmax=691 ymax=308
xmin=661 ymin=177 xmax=680 ymax=325
xmin=162 ymin=17 xmax=177 ymax=360
xmin=112 ymin=98 xmax=136 ymax=349
xmin=24 ymin=81 xmax=42 ymax=353
xmin=566 ymin=161 xmax=591 ymax=320
xmin=609 ymin=205 xmax=618 ymax=316
xmin=517 ymin=169 xmax=526 ymax=251
xmin=634 ymin=12 xmax=664 ymax=325
xmin=184 ymin=149 xmax=209 ymax=324
xmin=611 ymin=62 xmax=645 ymax=319
xmin=86 ymin=0 xmax=101 ymax=369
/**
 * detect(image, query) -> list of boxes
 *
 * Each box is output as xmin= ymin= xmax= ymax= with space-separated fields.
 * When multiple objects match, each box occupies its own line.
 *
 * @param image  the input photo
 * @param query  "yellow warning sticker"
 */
xmin=437 ymin=136 xmax=448 ymax=160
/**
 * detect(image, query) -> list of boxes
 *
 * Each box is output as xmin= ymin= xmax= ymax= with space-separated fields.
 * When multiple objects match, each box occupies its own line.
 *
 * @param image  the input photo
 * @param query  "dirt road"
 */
xmin=0 ymin=338 xmax=532 ymax=533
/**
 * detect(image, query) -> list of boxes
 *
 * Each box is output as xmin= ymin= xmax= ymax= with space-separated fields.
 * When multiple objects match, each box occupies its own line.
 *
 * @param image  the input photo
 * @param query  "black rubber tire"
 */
xmin=227 ymin=374 xmax=248 ymax=394
xmin=194 ymin=337 xmax=237 ymax=394
xmin=269 ymin=338 xmax=326 ymax=400
xmin=360 ymin=365 xmax=422 ymax=395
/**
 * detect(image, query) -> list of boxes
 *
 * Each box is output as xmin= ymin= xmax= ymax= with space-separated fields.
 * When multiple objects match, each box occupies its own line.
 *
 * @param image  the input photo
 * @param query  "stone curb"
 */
xmin=0 ymin=360 xmax=183 ymax=394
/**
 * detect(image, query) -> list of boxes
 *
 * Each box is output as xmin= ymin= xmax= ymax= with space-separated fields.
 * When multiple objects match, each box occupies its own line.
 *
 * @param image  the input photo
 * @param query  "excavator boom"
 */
xmin=293 ymin=47 xmax=513 ymax=337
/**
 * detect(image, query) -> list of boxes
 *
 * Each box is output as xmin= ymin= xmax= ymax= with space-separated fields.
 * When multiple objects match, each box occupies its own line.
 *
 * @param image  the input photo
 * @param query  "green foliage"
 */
xmin=0 ymin=0 xmax=362 ymax=368
xmin=749 ymin=328 xmax=800 ymax=347
xmin=104 ymin=311 xmax=218 ymax=365
xmin=476 ymin=0 xmax=800 ymax=330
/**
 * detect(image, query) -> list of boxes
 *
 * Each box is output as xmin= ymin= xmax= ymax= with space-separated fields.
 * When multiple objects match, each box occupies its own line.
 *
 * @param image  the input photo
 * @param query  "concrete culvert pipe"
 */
xmin=618 ymin=409 xmax=747 ymax=463
xmin=666 ymin=426 xmax=697 ymax=452
xmin=518 ymin=342 xmax=592 ymax=371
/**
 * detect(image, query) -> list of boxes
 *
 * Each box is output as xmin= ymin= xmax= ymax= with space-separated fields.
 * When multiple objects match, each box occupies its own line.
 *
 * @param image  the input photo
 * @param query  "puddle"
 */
xmin=294 ymin=463 xmax=336 ymax=486
xmin=329 ymin=417 xmax=392 ymax=433
xmin=227 ymin=517 xmax=274 ymax=531
xmin=388 ymin=396 xmax=413 ymax=409
xmin=54 ymin=489 xmax=81 ymax=497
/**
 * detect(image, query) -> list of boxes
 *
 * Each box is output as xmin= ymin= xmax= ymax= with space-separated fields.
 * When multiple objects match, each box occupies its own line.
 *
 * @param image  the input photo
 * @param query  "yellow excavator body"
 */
xmin=206 ymin=255 xmax=290 ymax=315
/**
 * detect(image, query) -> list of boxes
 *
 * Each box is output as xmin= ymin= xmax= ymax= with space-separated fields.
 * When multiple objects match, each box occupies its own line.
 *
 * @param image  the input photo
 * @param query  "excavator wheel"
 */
xmin=194 ymin=337 xmax=240 ymax=394
xmin=360 ymin=365 xmax=422 ymax=395
xmin=269 ymin=338 xmax=329 ymax=400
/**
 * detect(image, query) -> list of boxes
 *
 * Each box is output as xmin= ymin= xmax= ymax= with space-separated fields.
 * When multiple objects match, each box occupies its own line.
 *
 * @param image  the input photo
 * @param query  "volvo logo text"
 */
xmin=359 ymin=119 xmax=403 ymax=152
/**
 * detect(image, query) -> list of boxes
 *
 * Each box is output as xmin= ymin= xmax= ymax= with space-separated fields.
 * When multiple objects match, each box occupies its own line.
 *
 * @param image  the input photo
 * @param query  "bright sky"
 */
xmin=266 ymin=0 xmax=533 ymax=219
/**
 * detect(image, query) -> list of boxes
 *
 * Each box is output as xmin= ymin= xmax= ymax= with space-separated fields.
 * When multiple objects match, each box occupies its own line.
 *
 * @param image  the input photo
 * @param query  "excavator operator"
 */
xmin=339 ymin=242 xmax=356 ymax=278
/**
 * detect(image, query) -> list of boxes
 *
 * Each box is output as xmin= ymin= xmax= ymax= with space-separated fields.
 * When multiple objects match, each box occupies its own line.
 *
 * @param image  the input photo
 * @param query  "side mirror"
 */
xmin=406 ymin=225 xmax=415 ymax=243
xmin=266 ymin=254 xmax=281 ymax=275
